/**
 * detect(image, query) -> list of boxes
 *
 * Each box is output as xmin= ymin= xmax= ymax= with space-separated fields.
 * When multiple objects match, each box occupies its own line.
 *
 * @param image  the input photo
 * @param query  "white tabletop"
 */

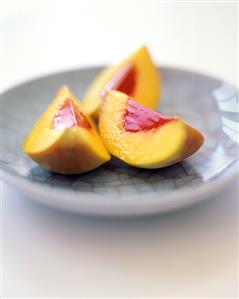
xmin=1 ymin=1 xmax=238 ymax=297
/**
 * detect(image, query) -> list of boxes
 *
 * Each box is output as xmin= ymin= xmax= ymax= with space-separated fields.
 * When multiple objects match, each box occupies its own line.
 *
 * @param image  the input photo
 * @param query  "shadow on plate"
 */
xmin=26 ymin=157 xmax=203 ymax=195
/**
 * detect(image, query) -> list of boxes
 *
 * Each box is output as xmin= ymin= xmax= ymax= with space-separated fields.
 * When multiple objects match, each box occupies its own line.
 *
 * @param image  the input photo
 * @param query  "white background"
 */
xmin=1 ymin=0 xmax=238 ymax=298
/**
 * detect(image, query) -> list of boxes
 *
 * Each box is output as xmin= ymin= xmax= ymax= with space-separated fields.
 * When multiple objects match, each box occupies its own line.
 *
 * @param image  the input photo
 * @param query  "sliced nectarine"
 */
xmin=83 ymin=46 xmax=160 ymax=118
xmin=23 ymin=86 xmax=110 ymax=174
xmin=99 ymin=91 xmax=204 ymax=168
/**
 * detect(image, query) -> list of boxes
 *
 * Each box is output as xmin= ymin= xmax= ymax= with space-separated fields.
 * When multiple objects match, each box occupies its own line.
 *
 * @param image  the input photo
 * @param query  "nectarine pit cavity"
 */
xmin=124 ymin=99 xmax=173 ymax=132
xmin=101 ymin=63 xmax=136 ymax=99
xmin=52 ymin=98 xmax=91 ymax=130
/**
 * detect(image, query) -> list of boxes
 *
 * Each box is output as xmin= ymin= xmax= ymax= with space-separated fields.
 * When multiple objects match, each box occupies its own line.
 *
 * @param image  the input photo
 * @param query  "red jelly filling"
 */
xmin=101 ymin=63 xmax=136 ymax=99
xmin=52 ymin=98 xmax=91 ymax=130
xmin=124 ymin=99 xmax=173 ymax=132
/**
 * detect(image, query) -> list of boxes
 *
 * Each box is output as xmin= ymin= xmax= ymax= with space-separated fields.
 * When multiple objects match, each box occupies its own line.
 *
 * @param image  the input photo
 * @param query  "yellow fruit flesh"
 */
xmin=127 ymin=46 xmax=160 ymax=109
xmin=83 ymin=46 xmax=160 ymax=118
xmin=23 ymin=86 xmax=110 ymax=174
xmin=82 ymin=67 xmax=118 ymax=117
xmin=26 ymin=128 xmax=110 ymax=174
xmin=99 ymin=91 xmax=204 ymax=168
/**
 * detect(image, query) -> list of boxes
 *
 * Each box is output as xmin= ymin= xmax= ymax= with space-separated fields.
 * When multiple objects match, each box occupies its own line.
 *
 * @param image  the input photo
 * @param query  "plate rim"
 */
xmin=1 ymin=164 xmax=238 ymax=216
xmin=2 ymin=64 xmax=238 ymax=93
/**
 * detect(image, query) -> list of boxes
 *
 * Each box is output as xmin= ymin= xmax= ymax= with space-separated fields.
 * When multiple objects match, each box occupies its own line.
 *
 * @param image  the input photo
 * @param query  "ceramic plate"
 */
xmin=1 ymin=67 xmax=238 ymax=216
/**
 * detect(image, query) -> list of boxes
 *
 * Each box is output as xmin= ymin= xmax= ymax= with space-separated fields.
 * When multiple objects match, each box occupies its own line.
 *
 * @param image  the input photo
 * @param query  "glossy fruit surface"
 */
xmin=99 ymin=91 xmax=204 ymax=168
xmin=23 ymin=86 xmax=110 ymax=174
xmin=83 ymin=46 xmax=160 ymax=118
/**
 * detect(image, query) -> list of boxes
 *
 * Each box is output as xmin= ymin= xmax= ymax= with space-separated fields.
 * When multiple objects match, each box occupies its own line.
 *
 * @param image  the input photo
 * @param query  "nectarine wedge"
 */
xmin=83 ymin=46 xmax=160 ymax=118
xmin=23 ymin=86 xmax=110 ymax=174
xmin=99 ymin=91 xmax=204 ymax=168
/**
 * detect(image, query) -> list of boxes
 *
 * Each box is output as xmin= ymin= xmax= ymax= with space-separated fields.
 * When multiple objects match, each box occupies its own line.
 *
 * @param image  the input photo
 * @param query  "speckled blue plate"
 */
xmin=1 ymin=67 xmax=239 ymax=216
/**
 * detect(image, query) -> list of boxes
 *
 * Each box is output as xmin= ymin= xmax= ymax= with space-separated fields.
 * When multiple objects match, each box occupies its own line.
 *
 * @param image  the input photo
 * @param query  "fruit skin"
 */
xmin=23 ymin=85 xmax=110 ymax=175
xmin=99 ymin=91 xmax=204 ymax=169
xmin=83 ymin=46 xmax=160 ymax=118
